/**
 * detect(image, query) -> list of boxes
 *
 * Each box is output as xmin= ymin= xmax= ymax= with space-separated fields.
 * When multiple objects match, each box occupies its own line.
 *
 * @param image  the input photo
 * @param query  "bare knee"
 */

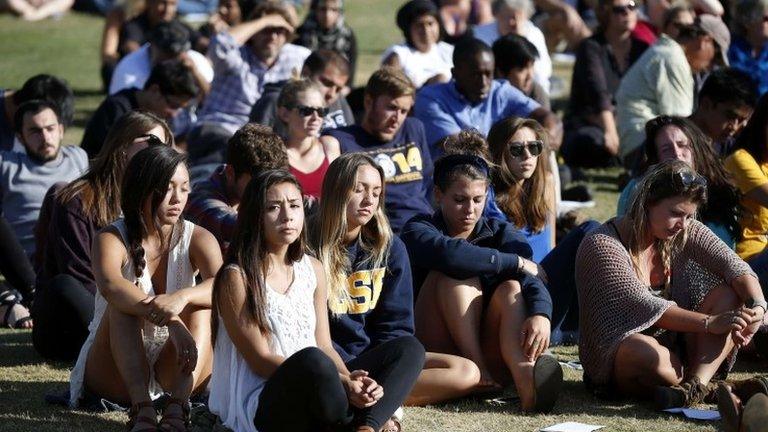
xmin=431 ymin=271 xmax=482 ymax=291
xmin=702 ymin=285 xmax=741 ymax=314
xmin=490 ymin=279 xmax=522 ymax=306
xmin=615 ymin=334 xmax=682 ymax=385
xmin=455 ymin=357 xmax=482 ymax=389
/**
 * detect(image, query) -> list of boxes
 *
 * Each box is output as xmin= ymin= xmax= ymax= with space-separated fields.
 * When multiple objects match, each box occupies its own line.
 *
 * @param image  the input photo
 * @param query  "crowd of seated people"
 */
xmin=5 ymin=0 xmax=768 ymax=431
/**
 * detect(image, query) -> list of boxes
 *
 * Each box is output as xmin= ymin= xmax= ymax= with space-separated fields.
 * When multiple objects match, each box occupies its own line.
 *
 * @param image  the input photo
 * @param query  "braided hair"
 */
xmin=120 ymin=145 xmax=187 ymax=281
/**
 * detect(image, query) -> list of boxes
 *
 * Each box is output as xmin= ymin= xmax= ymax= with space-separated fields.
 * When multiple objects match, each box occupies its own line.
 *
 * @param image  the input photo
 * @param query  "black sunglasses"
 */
xmin=136 ymin=133 xmax=165 ymax=146
xmin=509 ymin=140 xmax=544 ymax=158
xmin=674 ymin=171 xmax=707 ymax=189
xmin=611 ymin=1 xmax=637 ymax=14
xmin=294 ymin=105 xmax=329 ymax=117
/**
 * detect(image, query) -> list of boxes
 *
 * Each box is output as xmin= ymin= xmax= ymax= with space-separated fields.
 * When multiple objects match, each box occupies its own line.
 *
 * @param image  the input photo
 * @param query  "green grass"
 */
xmin=0 ymin=3 xmax=762 ymax=432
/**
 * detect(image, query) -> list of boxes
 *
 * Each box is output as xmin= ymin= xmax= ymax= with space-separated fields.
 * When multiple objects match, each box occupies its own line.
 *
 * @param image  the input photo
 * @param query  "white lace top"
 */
xmin=209 ymin=254 xmax=318 ymax=432
xmin=68 ymin=219 xmax=198 ymax=407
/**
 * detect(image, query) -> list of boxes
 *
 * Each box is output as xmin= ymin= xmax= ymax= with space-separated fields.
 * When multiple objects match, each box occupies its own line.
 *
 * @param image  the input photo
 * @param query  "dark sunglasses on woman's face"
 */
xmin=509 ymin=140 xmax=544 ymax=158
xmin=611 ymin=1 xmax=637 ymax=14
xmin=674 ymin=171 xmax=707 ymax=189
xmin=294 ymin=105 xmax=329 ymax=117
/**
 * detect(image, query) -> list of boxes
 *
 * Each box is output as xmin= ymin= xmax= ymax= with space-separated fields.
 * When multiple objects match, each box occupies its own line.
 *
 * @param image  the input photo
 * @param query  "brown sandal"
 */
xmin=127 ymin=401 xmax=158 ymax=432
xmin=158 ymin=398 xmax=190 ymax=432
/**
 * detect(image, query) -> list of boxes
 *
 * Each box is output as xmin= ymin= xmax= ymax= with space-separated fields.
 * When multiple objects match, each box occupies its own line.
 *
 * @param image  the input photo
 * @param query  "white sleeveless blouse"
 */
xmin=69 ymin=219 xmax=198 ymax=407
xmin=209 ymin=254 xmax=318 ymax=432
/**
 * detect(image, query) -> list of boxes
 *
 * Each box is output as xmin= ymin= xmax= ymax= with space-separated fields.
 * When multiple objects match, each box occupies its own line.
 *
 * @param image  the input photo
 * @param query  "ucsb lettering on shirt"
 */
xmin=370 ymin=143 xmax=423 ymax=184
xmin=330 ymin=268 xmax=386 ymax=314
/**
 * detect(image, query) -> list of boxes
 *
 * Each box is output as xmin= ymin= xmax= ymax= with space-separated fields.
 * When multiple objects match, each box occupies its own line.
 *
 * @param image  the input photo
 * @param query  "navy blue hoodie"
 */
xmin=329 ymin=235 xmax=415 ymax=362
xmin=400 ymin=212 xmax=552 ymax=319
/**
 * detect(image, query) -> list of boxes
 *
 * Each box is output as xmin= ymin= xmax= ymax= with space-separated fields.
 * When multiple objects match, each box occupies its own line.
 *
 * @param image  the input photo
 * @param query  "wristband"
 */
xmin=703 ymin=315 xmax=711 ymax=334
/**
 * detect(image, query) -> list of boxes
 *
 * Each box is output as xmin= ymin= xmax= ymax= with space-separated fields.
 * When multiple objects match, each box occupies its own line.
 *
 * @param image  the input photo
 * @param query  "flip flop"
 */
xmin=532 ymin=354 xmax=563 ymax=413
xmin=717 ymin=382 xmax=741 ymax=432
xmin=742 ymin=393 xmax=768 ymax=432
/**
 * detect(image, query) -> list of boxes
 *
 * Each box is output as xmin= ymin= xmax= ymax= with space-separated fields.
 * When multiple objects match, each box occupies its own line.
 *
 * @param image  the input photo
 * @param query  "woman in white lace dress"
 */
xmin=69 ymin=145 xmax=222 ymax=432
xmin=209 ymin=169 xmax=390 ymax=432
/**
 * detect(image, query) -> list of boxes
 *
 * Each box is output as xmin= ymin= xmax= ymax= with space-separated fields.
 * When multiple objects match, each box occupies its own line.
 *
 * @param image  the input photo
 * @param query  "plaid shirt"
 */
xmin=198 ymin=32 xmax=311 ymax=134
xmin=185 ymin=165 xmax=236 ymax=252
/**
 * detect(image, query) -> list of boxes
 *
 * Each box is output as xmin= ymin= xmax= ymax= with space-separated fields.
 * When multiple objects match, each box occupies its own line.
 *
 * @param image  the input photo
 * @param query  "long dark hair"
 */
xmin=58 ymin=111 xmax=172 ymax=227
xmin=120 ymin=145 xmax=187 ymax=281
xmin=212 ymin=170 xmax=306 ymax=341
xmin=732 ymin=93 xmax=768 ymax=163
xmin=641 ymin=115 xmax=741 ymax=240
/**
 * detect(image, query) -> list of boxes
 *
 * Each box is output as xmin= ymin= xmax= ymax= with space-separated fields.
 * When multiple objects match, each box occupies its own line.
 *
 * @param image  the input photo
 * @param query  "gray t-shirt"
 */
xmin=1 ymin=145 xmax=88 ymax=257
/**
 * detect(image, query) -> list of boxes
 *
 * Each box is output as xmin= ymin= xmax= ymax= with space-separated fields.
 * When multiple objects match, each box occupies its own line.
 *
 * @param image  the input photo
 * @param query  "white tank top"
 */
xmin=209 ymin=254 xmax=318 ymax=432
xmin=69 ymin=219 xmax=198 ymax=407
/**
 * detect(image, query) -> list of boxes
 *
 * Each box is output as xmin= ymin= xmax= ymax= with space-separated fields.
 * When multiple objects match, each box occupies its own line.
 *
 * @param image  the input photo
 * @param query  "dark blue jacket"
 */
xmin=400 ymin=212 xmax=552 ymax=319
xmin=329 ymin=236 xmax=415 ymax=362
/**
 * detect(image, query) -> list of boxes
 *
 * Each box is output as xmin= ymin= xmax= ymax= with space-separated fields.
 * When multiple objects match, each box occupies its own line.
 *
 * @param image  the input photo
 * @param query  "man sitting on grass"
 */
xmin=0 ymin=100 xmax=88 ymax=329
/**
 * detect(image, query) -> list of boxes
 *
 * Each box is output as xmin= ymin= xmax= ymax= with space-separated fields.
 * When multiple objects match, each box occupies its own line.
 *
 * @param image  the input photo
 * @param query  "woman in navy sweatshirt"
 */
xmin=400 ymin=132 xmax=562 ymax=413
xmin=311 ymin=153 xmax=482 ymax=416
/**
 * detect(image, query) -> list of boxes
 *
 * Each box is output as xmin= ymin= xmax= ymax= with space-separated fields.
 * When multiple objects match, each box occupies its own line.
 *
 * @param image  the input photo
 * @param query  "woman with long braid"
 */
xmin=68 ymin=145 xmax=222 ymax=432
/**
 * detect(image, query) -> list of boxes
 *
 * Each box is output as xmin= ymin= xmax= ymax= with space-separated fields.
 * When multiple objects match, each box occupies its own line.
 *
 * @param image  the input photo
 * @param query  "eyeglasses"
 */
xmin=294 ymin=105 xmax=329 ymax=117
xmin=508 ymin=140 xmax=544 ymax=158
xmin=611 ymin=1 xmax=637 ymax=14
xmin=674 ymin=171 xmax=707 ymax=190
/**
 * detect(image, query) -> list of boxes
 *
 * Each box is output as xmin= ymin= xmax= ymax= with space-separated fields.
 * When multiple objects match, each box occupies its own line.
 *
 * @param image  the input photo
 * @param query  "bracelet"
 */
xmin=518 ymin=257 xmax=525 ymax=273
xmin=703 ymin=315 xmax=711 ymax=334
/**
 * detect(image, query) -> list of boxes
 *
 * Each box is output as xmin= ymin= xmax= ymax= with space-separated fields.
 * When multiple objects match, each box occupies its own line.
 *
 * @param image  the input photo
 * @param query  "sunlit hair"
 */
xmin=58 ymin=111 xmax=172 ymax=227
xmin=435 ymin=130 xmax=491 ymax=192
xmin=487 ymin=116 xmax=550 ymax=231
xmin=625 ymin=160 xmax=708 ymax=290
xmin=310 ymin=154 xmax=391 ymax=314
xmin=212 ymin=170 xmax=306 ymax=341
xmin=121 ymin=145 xmax=187 ymax=282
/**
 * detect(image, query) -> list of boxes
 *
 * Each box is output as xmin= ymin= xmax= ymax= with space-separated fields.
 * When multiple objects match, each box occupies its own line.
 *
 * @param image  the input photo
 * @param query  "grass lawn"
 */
xmin=0 ymin=2 xmax=763 ymax=431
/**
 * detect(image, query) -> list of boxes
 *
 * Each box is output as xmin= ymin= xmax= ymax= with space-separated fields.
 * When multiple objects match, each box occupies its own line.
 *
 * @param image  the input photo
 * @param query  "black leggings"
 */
xmin=0 ymin=215 xmax=35 ymax=302
xmin=31 ymin=274 xmax=94 ymax=361
xmin=254 ymin=336 xmax=425 ymax=432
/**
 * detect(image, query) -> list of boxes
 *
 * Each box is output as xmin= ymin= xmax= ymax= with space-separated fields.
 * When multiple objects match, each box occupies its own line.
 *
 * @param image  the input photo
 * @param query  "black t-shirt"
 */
xmin=119 ymin=15 xmax=201 ymax=57
xmin=81 ymin=88 xmax=140 ymax=158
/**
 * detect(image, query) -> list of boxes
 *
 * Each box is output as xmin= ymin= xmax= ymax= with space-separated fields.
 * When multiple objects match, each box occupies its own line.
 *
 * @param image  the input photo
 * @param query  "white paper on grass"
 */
xmin=663 ymin=408 xmax=721 ymax=421
xmin=539 ymin=422 xmax=605 ymax=432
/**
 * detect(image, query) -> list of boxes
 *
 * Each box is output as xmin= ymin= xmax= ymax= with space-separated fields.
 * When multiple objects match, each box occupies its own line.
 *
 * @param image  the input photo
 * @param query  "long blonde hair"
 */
xmin=310 ymin=154 xmax=392 ymax=314
xmin=624 ymin=160 xmax=708 ymax=289
xmin=487 ymin=117 xmax=551 ymax=231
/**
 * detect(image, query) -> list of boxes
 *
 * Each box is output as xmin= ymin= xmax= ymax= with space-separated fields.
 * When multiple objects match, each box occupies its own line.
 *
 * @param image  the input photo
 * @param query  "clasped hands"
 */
xmin=342 ymin=370 xmax=384 ymax=409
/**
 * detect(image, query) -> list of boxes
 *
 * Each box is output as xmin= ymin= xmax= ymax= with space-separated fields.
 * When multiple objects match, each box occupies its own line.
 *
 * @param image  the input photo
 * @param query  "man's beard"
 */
xmin=27 ymin=146 xmax=60 ymax=163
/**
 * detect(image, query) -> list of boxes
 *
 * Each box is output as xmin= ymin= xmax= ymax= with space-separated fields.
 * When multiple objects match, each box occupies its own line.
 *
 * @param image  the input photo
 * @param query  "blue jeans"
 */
xmin=541 ymin=220 xmax=600 ymax=345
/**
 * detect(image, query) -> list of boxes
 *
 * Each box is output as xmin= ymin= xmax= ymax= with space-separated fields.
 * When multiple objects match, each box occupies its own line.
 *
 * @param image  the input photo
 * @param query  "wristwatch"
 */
xmin=745 ymin=298 xmax=768 ymax=314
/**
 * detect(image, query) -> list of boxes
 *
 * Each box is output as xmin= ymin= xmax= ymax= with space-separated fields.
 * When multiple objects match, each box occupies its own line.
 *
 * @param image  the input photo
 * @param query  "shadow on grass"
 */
xmin=0 ymin=330 xmax=43 ymax=367
xmin=0 ymin=380 xmax=123 ymax=432
xmin=72 ymin=88 xmax=104 ymax=98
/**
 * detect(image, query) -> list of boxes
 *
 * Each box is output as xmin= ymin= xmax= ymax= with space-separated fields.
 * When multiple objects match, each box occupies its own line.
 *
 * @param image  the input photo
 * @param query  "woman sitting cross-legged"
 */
xmin=68 ymin=145 xmax=223 ymax=432
xmin=400 ymin=133 xmax=563 ymax=413
xmin=576 ymin=159 xmax=766 ymax=409
xmin=209 ymin=168 xmax=405 ymax=432
xmin=310 ymin=154 xmax=439 ymax=424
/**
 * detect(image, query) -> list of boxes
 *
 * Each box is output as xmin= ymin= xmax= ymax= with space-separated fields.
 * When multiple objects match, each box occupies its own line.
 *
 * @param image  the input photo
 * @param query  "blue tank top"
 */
xmin=521 ymin=224 xmax=553 ymax=263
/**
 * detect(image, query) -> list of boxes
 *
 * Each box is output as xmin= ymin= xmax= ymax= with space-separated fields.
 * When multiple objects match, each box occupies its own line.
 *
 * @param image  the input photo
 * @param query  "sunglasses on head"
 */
xmin=673 ymin=171 xmax=707 ymax=189
xmin=136 ymin=133 xmax=165 ymax=146
xmin=508 ymin=140 xmax=544 ymax=158
xmin=611 ymin=1 xmax=637 ymax=14
xmin=294 ymin=105 xmax=329 ymax=117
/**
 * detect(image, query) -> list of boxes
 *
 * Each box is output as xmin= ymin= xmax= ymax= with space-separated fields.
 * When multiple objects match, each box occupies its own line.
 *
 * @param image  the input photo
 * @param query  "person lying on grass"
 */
xmin=68 ymin=145 xmax=222 ymax=432
xmin=576 ymin=159 xmax=766 ymax=409
xmin=400 ymin=133 xmax=562 ymax=413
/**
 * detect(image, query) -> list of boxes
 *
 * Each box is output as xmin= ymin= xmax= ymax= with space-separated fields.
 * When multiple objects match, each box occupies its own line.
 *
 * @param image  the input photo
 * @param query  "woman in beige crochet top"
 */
xmin=575 ymin=160 xmax=766 ymax=409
